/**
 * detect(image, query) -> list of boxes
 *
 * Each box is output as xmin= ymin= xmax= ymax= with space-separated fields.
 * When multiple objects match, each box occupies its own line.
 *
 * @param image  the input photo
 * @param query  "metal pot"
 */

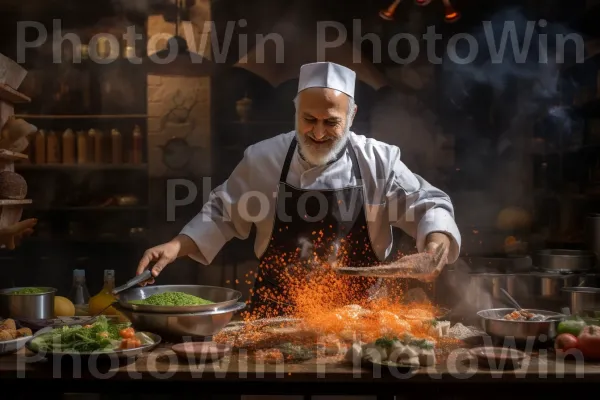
xmin=0 ymin=287 xmax=56 ymax=320
xmin=468 ymin=273 xmax=534 ymax=309
xmin=477 ymin=308 xmax=564 ymax=341
xmin=531 ymin=272 xmax=584 ymax=299
xmin=562 ymin=287 xmax=600 ymax=316
xmin=535 ymin=249 xmax=597 ymax=273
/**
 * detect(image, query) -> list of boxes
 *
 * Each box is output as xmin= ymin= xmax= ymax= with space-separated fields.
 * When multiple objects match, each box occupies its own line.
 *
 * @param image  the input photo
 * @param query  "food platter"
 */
xmin=26 ymin=327 xmax=161 ymax=359
xmin=116 ymin=285 xmax=242 ymax=313
xmin=24 ymin=316 xmax=162 ymax=360
xmin=0 ymin=335 xmax=31 ymax=355
xmin=0 ymin=317 xmax=33 ymax=355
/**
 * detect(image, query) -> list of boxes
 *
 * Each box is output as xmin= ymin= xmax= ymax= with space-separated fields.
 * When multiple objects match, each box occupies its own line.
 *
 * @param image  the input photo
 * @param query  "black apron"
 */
xmin=245 ymin=138 xmax=381 ymax=319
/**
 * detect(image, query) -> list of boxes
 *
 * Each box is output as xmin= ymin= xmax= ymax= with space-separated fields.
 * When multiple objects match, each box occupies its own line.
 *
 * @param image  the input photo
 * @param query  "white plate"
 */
xmin=0 ymin=335 xmax=32 ymax=356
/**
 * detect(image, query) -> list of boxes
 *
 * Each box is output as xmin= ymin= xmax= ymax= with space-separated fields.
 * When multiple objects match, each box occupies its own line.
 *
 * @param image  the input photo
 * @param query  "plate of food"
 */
xmin=0 ymin=318 xmax=33 ymax=355
xmin=26 ymin=315 xmax=160 ymax=359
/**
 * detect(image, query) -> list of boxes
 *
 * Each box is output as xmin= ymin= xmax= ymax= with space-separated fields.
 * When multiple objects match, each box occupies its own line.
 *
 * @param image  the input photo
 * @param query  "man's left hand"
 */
xmin=422 ymin=232 xmax=451 ymax=281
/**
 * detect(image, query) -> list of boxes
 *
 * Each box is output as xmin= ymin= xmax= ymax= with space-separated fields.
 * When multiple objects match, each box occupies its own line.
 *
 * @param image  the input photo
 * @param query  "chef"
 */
xmin=136 ymin=62 xmax=461 ymax=313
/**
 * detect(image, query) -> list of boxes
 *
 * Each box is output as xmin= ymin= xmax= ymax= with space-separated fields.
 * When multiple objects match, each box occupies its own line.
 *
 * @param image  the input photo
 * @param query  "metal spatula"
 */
xmin=334 ymin=244 xmax=448 ymax=282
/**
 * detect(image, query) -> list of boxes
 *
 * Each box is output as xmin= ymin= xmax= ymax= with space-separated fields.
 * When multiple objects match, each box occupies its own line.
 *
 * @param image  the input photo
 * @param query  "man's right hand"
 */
xmin=136 ymin=240 xmax=182 ymax=285
xmin=136 ymin=234 xmax=199 ymax=285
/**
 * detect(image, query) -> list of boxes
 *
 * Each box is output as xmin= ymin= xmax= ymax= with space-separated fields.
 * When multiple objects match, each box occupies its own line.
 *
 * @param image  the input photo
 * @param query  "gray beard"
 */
xmin=295 ymin=121 xmax=351 ymax=167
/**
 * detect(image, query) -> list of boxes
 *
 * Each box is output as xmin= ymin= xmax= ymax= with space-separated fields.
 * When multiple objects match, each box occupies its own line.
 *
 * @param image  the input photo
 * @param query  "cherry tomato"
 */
xmin=119 ymin=327 xmax=135 ymax=339
xmin=555 ymin=333 xmax=579 ymax=352
xmin=120 ymin=338 xmax=141 ymax=349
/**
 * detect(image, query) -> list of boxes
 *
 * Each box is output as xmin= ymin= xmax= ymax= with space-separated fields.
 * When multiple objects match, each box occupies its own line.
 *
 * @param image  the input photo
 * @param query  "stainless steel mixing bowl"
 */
xmin=114 ymin=301 xmax=246 ymax=340
xmin=116 ymin=285 xmax=242 ymax=313
xmin=477 ymin=308 xmax=565 ymax=341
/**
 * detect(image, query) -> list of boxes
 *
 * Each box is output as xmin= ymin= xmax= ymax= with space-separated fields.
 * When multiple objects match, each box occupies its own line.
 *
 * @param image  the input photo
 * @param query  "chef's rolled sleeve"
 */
xmin=417 ymin=207 xmax=461 ymax=264
xmin=385 ymin=147 xmax=461 ymax=264
xmin=179 ymin=148 xmax=255 ymax=264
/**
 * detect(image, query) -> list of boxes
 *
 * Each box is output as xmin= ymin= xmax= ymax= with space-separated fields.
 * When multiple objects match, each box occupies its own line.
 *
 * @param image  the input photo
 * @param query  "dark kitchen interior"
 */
xmin=1 ymin=0 xmax=600 ymax=395
xmin=0 ymin=0 xmax=599 ymax=303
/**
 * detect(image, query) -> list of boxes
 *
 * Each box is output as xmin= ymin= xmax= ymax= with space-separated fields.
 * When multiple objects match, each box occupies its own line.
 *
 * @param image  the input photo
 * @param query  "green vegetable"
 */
xmin=375 ymin=336 xmax=398 ymax=349
xmin=407 ymin=338 xmax=434 ymax=350
xmin=29 ymin=316 xmax=132 ymax=353
xmin=558 ymin=319 xmax=587 ymax=336
xmin=374 ymin=335 xmax=435 ymax=351
xmin=10 ymin=287 xmax=47 ymax=295
xmin=129 ymin=292 xmax=214 ymax=306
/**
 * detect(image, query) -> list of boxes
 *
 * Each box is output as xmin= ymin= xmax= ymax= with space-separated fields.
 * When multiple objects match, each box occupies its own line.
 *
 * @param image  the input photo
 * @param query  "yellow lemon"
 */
xmin=54 ymin=296 xmax=75 ymax=317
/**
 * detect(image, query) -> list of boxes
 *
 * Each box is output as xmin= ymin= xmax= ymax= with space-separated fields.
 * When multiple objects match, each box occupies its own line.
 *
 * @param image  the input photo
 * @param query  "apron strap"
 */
xmin=279 ymin=136 xmax=362 ymax=183
xmin=279 ymin=138 xmax=298 ymax=183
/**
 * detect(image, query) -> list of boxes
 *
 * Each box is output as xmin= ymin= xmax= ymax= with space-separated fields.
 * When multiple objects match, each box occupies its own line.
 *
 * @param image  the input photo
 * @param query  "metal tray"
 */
xmin=26 ymin=327 xmax=161 ymax=359
xmin=117 ymin=285 xmax=243 ymax=313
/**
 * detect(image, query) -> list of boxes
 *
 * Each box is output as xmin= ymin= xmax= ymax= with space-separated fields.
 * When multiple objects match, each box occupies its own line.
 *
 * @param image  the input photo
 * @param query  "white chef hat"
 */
xmin=297 ymin=62 xmax=356 ymax=98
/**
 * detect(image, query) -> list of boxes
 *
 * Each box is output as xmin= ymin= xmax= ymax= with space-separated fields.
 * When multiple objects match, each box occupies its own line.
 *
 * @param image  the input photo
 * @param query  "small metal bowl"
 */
xmin=469 ymin=346 xmax=526 ymax=370
xmin=477 ymin=308 xmax=565 ymax=342
xmin=0 ymin=287 xmax=57 ymax=320
xmin=114 ymin=301 xmax=246 ymax=341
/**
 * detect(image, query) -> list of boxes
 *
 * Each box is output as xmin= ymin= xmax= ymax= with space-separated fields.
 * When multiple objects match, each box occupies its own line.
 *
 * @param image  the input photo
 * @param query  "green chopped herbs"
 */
xmin=129 ymin=291 xmax=214 ymax=306
xmin=9 ymin=287 xmax=48 ymax=295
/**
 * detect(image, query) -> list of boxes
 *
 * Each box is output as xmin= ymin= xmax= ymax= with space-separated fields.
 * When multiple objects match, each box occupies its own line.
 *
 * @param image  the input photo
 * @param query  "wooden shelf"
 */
xmin=0 ymin=84 xmax=31 ymax=104
xmin=0 ymin=199 xmax=32 ymax=206
xmin=0 ymin=149 xmax=28 ymax=161
xmin=14 ymin=114 xmax=148 ymax=119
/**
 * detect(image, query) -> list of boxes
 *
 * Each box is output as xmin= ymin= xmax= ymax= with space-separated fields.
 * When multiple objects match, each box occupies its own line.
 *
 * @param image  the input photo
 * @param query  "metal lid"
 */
xmin=562 ymin=287 xmax=600 ymax=293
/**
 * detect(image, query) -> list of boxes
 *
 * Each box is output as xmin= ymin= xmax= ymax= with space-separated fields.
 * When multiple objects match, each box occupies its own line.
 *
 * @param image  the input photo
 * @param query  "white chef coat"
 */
xmin=180 ymin=131 xmax=461 ymax=265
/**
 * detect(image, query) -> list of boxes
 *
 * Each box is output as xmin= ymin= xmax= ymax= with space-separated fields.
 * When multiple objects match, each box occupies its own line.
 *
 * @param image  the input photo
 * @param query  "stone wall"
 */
xmin=146 ymin=0 xmax=212 ymax=178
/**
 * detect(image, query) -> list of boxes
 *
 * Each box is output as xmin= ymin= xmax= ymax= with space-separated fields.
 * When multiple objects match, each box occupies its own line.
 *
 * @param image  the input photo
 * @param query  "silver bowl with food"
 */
xmin=0 ymin=287 xmax=57 ymax=320
xmin=114 ymin=301 xmax=246 ymax=341
xmin=477 ymin=308 xmax=566 ymax=342
xmin=116 ymin=285 xmax=242 ymax=313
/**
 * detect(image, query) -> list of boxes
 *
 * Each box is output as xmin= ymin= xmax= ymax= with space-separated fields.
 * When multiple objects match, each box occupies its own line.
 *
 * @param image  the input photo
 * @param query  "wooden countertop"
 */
xmin=2 ymin=343 xmax=600 ymax=382
xmin=2 ymin=344 xmax=600 ymax=398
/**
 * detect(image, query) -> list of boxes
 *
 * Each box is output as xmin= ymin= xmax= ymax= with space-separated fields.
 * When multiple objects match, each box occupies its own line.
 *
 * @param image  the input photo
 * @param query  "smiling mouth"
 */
xmin=308 ymin=136 xmax=331 ymax=144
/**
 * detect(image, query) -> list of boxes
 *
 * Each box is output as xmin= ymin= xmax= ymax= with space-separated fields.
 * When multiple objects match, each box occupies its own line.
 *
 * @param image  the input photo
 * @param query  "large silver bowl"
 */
xmin=477 ymin=308 xmax=565 ymax=342
xmin=114 ymin=301 xmax=246 ymax=340
xmin=117 ymin=285 xmax=242 ymax=313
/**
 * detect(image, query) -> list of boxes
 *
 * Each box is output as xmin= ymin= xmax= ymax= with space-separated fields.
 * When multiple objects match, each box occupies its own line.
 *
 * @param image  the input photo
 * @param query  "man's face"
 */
xmin=295 ymin=88 xmax=356 ymax=166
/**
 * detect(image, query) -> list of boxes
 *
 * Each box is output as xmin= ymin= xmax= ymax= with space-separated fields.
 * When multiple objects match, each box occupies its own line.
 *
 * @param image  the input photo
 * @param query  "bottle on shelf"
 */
xmin=62 ymin=128 xmax=75 ymax=164
xmin=88 ymin=269 xmax=125 ymax=321
xmin=111 ymin=129 xmax=122 ymax=164
xmin=77 ymin=130 xmax=88 ymax=164
xmin=68 ymin=269 xmax=90 ymax=316
xmin=132 ymin=125 xmax=142 ymax=164
xmin=34 ymin=129 xmax=45 ymax=164
xmin=46 ymin=130 xmax=60 ymax=164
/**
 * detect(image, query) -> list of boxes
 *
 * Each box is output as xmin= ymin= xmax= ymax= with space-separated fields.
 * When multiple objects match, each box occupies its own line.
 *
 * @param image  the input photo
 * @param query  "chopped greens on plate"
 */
xmin=29 ymin=316 xmax=154 ymax=353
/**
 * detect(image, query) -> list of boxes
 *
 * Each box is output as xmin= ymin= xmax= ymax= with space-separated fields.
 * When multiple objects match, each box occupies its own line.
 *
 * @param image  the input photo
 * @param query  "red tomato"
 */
xmin=578 ymin=325 xmax=600 ymax=359
xmin=119 ymin=327 xmax=135 ymax=339
xmin=555 ymin=333 xmax=579 ymax=352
